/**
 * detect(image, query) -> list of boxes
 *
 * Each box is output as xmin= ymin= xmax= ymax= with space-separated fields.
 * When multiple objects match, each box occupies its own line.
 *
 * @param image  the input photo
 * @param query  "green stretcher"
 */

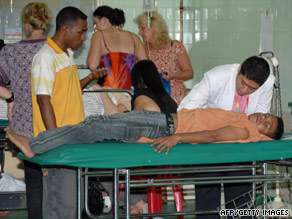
xmin=18 ymin=136 xmax=292 ymax=169
xmin=0 ymin=119 xmax=8 ymax=127
xmin=16 ymin=134 xmax=292 ymax=219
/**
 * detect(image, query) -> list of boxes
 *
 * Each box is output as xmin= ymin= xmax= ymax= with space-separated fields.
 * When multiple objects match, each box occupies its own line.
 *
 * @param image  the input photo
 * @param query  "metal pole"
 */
xmin=263 ymin=162 xmax=267 ymax=219
xmin=126 ymin=169 xmax=131 ymax=219
xmin=114 ymin=168 xmax=119 ymax=219
xmin=77 ymin=168 xmax=81 ymax=219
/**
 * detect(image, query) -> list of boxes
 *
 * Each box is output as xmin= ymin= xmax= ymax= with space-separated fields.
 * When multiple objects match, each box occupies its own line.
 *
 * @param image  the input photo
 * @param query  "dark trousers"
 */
xmin=24 ymin=160 xmax=43 ymax=219
xmin=195 ymin=169 xmax=252 ymax=219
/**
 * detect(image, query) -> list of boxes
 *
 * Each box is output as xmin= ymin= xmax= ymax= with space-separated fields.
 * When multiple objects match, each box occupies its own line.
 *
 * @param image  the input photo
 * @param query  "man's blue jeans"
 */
xmin=29 ymin=111 xmax=169 ymax=218
xmin=29 ymin=110 xmax=169 ymax=154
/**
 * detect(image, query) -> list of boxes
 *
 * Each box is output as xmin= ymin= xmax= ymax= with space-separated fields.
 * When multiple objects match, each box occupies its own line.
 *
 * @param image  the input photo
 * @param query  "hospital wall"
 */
xmin=1 ymin=0 xmax=292 ymax=132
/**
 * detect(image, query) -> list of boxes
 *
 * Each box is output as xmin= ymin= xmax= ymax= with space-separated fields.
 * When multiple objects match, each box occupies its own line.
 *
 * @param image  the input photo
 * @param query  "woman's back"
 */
xmin=88 ymin=29 xmax=147 ymax=90
xmin=87 ymin=5 xmax=147 ymax=90
xmin=99 ymin=28 xmax=137 ymax=55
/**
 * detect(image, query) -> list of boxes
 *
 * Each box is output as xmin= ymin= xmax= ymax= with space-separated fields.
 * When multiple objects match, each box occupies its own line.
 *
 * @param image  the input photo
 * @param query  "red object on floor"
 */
xmin=118 ymin=166 xmax=184 ymax=219
xmin=147 ymin=184 xmax=183 ymax=219
xmin=0 ymin=211 xmax=9 ymax=217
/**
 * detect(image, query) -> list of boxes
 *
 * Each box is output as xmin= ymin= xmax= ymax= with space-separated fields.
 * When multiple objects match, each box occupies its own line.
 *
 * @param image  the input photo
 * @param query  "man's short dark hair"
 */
xmin=273 ymin=117 xmax=284 ymax=140
xmin=240 ymin=56 xmax=270 ymax=86
xmin=56 ymin=6 xmax=87 ymax=31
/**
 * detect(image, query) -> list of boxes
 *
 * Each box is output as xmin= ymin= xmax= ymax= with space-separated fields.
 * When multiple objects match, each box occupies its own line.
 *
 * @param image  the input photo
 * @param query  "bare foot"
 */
xmin=0 ymin=211 xmax=9 ymax=217
xmin=130 ymin=200 xmax=147 ymax=215
xmin=6 ymin=126 xmax=35 ymax=158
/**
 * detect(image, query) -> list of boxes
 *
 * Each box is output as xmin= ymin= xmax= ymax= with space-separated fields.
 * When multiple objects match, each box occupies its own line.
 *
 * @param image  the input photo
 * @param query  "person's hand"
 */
xmin=7 ymin=102 xmax=13 ymax=122
xmin=161 ymin=71 xmax=175 ymax=81
xmin=88 ymin=67 xmax=107 ymax=80
xmin=151 ymin=135 xmax=181 ymax=154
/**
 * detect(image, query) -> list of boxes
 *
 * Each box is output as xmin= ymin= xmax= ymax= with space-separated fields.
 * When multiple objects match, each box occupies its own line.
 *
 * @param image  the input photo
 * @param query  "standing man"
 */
xmin=178 ymin=56 xmax=275 ymax=219
xmin=31 ymin=7 xmax=102 ymax=219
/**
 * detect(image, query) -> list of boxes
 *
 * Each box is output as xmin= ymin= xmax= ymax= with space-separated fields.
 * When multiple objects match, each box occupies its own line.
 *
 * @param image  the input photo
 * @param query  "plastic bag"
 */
xmin=0 ymin=173 xmax=25 ymax=191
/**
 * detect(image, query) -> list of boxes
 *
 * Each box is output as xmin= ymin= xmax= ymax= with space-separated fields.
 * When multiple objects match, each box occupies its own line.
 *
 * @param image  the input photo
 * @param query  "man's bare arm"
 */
xmin=151 ymin=126 xmax=249 ymax=154
xmin=37 ymin=95 xmax=57 ymax=130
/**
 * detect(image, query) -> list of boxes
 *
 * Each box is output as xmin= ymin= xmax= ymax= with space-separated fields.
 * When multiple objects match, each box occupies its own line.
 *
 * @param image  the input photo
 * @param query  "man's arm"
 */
xmin=151 ymin=126 xmax=249 ymax=154
xmin=177 ymin=72 xmax=211 ymax=111
xmin=37 ymin=95 xmax=57 ymax=130
xmin=79 ymin=68 xmax=107 ymax=89
xmin=0 ymin=86 xmax=12 ymax=99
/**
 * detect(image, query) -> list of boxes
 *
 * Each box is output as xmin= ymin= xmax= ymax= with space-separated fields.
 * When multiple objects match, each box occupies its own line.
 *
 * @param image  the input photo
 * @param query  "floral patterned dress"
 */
xmin=0 ymin=39 xmax=45 ymax=137
xmin=149 ymin=41 xmax=187 ymax=105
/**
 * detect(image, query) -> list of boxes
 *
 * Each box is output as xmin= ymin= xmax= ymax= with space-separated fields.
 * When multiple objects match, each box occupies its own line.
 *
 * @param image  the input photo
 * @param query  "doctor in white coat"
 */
xmin=178 ymin=56 xmax=274 ymax=115
xmin=178 ymin=56 xmax=274 ymax=219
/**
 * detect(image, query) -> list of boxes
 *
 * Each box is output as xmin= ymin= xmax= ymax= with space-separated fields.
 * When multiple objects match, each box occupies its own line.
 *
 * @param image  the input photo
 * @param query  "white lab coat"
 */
xmin=178 ymin=64 xmax=275 ymax=115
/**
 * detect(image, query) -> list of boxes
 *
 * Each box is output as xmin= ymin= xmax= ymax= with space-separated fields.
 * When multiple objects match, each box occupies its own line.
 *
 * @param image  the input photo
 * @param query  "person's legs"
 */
xmin=29 ymin=110 xmax=168 ymax=154
xmin=100 ymin=180 xmax=147 ymax=210
xmin=42 ymin=167 xmax=78 ymax=219
xmin=195 ymin=172 xmax=222 ymax=219
xmin=24 ymin=160 xmax=43 ymax=219
xmin=224 ymin=169 xmax=252 ymax=218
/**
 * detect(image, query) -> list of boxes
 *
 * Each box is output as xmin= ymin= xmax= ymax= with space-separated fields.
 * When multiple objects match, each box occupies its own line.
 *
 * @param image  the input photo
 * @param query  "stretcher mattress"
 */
xmin=0 ymin=119 xmax=8 ymax=127
xmin=19 ymin=136 xmax=292 ymax=169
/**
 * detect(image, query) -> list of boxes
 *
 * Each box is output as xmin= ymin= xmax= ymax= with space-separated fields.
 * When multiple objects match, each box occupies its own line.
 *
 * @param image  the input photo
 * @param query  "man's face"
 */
xmin=66 ymin=18 xmax=87 ymax=50
xmin=248 ymin=113 xmax=278 ymax=138
xmin=236 ymin=73 xmax=260 ymax=96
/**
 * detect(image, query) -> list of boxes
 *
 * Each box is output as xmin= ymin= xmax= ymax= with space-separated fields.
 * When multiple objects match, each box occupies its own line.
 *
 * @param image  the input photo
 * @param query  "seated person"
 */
xmin=131 ymin=60 xmax=177 ymax=114
xmin=82 ymin=84 xmax=131 ymax=117
xmin=84 ymin=59 xmax=177 ymax=214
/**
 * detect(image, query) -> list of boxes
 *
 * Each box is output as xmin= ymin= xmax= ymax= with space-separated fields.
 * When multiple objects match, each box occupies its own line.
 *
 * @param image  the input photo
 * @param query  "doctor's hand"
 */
xmin=151 ymin=134 xmax=181 ymax=154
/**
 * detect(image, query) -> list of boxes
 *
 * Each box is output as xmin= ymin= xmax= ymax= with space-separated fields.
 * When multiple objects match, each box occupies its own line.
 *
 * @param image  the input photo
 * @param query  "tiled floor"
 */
xmin=3 ymin=200 xmax=197 ymax=219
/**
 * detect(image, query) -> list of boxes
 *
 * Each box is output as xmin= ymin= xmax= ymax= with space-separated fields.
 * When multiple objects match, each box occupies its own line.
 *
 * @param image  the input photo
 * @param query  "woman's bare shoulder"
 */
xmin=171 ymin=40 xmax=183 ymax=46
xmin=134 ymin=95 xmax=161 ymax=112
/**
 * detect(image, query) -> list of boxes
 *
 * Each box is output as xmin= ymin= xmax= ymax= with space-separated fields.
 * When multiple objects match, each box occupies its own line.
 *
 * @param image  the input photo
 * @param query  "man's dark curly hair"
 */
xmin=240 ymin=56 xmax=270 ymax=86
xmin=273 ymin=117 xmax=284 ymax=140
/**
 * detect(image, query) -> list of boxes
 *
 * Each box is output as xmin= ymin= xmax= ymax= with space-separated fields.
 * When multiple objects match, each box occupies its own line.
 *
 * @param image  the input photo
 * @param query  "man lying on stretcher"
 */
xmin=7 ymin=107 xmax=283 ymax=158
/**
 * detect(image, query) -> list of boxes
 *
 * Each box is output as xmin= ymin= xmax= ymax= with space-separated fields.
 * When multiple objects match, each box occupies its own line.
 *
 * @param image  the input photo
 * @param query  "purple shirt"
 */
xmin=0 ymin=39 xmax=45 ymax=137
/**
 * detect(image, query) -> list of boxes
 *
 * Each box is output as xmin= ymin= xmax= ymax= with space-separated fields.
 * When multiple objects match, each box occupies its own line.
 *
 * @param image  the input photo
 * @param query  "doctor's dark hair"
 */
xmin=93 ymin=6 xmax=125 ymax=28
xmin=239 ymin=56 xmax=270 ymax=86
xmin=273 ymin=117 xmax=284 ymax=140
xmin=56 ymin=7 xmax=87 ymax=31
xmin=131 ymin=60 xmax=177 ymax=112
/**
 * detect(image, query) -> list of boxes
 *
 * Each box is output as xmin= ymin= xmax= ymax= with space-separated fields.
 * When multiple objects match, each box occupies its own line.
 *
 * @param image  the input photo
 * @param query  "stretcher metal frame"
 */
xmin=77 ymin=162 xmax=291 ymax=219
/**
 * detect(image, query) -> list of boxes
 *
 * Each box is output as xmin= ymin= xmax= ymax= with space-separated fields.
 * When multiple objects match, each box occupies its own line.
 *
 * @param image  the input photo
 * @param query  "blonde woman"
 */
xmin=135 ymin=11 xmax=194 ymax=105
xmin=0 ymin=2 xmax=51 ymax=218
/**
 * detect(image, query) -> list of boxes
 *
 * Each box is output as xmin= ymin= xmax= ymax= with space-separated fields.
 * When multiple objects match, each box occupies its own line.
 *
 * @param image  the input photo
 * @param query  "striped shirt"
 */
xmin=31 ymin=37 xmax=84 ymax=136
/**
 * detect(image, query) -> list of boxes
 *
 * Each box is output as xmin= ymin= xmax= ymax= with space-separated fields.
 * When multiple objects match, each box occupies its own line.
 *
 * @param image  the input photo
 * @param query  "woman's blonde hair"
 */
xmin=22 ymin=2 xmax=51 ymax=31
xmin=134 ymin=11 xmax=171 ymax=48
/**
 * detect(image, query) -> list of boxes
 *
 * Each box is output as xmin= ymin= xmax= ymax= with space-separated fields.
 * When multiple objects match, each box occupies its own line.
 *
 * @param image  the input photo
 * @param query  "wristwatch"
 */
xmin=5 ymin=93 xmax=14 ymax=103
